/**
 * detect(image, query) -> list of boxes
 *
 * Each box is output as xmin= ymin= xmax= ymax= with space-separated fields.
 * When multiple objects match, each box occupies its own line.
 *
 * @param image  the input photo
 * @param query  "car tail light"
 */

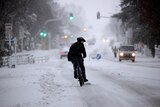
xmin=60 ymin=52 xmax=64 ymax=55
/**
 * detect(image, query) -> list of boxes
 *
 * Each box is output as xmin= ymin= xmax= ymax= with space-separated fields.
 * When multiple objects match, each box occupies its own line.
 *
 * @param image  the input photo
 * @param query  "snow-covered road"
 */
xmin=0 ymin=52 xmax=160 ymax=107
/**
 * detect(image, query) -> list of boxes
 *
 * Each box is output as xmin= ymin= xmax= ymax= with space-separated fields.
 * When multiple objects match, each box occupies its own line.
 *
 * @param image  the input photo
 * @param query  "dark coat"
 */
xmin=67 ymin=41 xmax=86 ymax=61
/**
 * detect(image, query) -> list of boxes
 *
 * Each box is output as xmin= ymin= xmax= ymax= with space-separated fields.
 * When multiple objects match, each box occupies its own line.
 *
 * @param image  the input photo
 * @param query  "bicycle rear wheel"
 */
xmin=79 ymin=76 xmax=84 ymax=87
xmin=76 ymin=61 xmax=84 ymax=87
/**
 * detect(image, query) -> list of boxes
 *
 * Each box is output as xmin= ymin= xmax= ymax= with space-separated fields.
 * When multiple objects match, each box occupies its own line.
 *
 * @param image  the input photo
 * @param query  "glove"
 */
xmin=83 ymin=55 xmax=86 ymax=58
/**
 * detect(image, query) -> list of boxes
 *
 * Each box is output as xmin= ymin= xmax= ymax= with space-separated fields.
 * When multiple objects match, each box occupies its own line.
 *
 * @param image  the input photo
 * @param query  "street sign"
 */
xmin=96 ymin=53 xmax=101 ymax=60
xmin=5 ymin=37 xmax=15 ymax=44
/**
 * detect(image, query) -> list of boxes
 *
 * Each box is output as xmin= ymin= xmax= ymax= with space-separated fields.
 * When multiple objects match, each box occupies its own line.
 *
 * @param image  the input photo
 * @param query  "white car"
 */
xmin=118 ymin=45 xmax=136 ymax=62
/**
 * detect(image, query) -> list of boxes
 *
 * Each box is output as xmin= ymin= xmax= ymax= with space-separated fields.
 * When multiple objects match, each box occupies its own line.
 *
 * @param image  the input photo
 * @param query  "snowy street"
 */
xmin=0 ymin=50 xmax=160 ymax=107
xmin=1 ymin=0 xmax=160 ymax=107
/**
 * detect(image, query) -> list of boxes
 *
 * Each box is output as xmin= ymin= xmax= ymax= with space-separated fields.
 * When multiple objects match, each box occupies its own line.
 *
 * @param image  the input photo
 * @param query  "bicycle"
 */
xmin=75 ymin=61 xmax=84 ymax=87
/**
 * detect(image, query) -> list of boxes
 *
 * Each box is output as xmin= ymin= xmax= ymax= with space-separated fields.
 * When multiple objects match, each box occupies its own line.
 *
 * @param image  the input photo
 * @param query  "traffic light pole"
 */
xmin=43 ymin=18 xmax=61 ymax=49
xmin=44 ymin=18 xmax=61 ymax=26
xmin=100 ymin=16 xmax=110 ymax=18
xmin=97 ymin=11 xmax=110 ymax=19
xmin=37 ymin=16 xmax=65 ymax=49
xmin=48 ymin=32 xmax=51 ymax=50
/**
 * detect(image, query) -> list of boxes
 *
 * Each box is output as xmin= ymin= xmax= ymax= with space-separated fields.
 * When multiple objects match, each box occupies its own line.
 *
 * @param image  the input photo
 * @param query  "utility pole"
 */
xmin=5 ymin=23 xmax=16 ymax=68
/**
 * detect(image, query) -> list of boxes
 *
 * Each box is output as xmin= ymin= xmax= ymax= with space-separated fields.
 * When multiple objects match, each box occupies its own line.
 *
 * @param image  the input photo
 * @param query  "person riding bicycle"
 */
xmin=67 ymin=37 xmax=88 ymax=82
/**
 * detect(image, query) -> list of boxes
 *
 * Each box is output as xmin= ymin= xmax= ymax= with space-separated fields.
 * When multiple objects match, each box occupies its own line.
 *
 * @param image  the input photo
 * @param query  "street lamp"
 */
xmin=83 ymin=27 xmax=87 ymax=32
xmin=37 ymin=13 xmax=73 ymax=49
xmin=38 ymin=18 xmax=62 ymax=49
xmin=64 ymin=35 xmax=68 ymax=39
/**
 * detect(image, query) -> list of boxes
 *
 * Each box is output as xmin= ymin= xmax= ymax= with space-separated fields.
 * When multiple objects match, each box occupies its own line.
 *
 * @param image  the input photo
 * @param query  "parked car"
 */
xmin=118 ymin=45 xmax=136 ymax=62
xmin=60 ymin=51 xmax=68 ymax=59
xmin=60 ymin=46 xmax=69 ymax=59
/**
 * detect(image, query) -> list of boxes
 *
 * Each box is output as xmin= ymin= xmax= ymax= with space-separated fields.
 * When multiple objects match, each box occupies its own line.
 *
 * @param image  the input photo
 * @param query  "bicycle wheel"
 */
xmin=76 ymin=61 xmax=84 ymax=87
xmin=79 ymin=76 xmax=84 ymax=87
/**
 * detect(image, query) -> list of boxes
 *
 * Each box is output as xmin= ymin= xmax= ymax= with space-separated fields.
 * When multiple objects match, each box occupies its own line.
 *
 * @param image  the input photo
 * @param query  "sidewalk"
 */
xmin=104 ymin=53 xmax=160 ymax=68
xmin=131 ymin=54 xmax=160 ymax=68
xmin=136 ymin=53 xmax=160 ymax=62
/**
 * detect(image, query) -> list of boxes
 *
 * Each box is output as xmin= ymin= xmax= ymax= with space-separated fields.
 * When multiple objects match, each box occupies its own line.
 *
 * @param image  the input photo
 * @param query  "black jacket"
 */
xmin=67 ymin=42 xmax=86 ymax=61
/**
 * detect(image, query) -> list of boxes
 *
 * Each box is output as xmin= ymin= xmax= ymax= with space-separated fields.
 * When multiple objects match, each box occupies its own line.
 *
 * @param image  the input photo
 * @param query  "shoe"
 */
xmin=84 ymin=79 xmax=88 ymax=82
xmin=74 ymin=72 xmax=78 ymax=79
xmin=74 ymin=75 xmax=78 ymax=79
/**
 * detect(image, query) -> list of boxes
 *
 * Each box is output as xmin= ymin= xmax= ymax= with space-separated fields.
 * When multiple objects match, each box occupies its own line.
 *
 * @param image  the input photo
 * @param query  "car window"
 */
xmin=61 ymin=46 xmax=69 ymax=52
xmin=119 ymin=46 xmax=134 ymax=51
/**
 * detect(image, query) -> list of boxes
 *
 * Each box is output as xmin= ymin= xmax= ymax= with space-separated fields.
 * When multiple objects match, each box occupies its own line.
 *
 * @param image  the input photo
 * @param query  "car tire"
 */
xmin=132 ymin=59 xmax=135 ymax=62
xmin=119 ymin=59 xmax=121 ymax=62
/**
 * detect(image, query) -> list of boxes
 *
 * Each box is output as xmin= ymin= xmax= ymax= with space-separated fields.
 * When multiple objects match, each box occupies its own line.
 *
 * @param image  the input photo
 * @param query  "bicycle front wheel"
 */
xmin=79 ymin=76 xmax=84 ymax=87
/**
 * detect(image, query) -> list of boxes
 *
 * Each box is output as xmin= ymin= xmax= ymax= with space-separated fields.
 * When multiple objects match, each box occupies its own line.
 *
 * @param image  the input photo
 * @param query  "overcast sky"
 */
xmin=57 ymin=0 xmax=120 ymax=35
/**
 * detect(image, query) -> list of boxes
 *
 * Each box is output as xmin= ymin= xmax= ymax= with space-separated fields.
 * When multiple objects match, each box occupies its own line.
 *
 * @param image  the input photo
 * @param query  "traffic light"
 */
xmin=40 ymin=32 xmax=44 ymax=36
xmin=69 ymin=13 xmax=74 ymax=20
xmin=43 ymin=32 xmax=47 ymax=37
xmin=39 ymin=31 xmax=47 ymax=37
xmin=97 ymin=11 xmax=100 ymax=19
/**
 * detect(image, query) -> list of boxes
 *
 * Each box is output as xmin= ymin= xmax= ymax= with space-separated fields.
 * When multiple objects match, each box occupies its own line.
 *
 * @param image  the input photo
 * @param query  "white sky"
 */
xmin=57 ymin=0 xmax=121 ymax=35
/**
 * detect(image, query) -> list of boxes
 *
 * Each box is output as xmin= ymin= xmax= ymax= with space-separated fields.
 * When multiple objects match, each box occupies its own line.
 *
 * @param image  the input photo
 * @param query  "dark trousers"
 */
xmin=114 ymin=52 xmax=117 ymax=58
xmin=71 ymin=58 xmax=87 ymax=79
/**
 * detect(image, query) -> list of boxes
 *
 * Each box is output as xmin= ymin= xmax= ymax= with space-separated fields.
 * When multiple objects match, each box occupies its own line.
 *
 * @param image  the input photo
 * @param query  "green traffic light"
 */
xmin=43 ymin=32 xmax=47 ymax=37
xmin=69 ymin=13 xmax=74 ymax=20
xmin=40 ymin=31 xmax=47 ymax=37
xmin=69 ymin=17 xmax=74 ymax=20
xmin=40 ymin=32 xmax=44 ymax=36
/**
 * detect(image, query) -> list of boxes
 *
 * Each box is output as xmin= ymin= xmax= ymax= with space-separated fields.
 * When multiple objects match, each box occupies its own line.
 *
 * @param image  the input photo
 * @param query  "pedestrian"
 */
xmin=112 ymin=46 xmax=118 ymax=58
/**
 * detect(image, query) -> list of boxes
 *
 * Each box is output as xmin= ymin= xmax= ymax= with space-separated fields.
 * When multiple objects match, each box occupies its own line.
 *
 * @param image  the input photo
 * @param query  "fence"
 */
xmin=155 ymin=46 xmax=160 ymax=58
xmin=0 ymin=54 xmax=50 ymax=68
xmin=34 ymin=56 xmax=49 ymax=63
xmin=1 ymin=57 xmax=9 ymax=67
